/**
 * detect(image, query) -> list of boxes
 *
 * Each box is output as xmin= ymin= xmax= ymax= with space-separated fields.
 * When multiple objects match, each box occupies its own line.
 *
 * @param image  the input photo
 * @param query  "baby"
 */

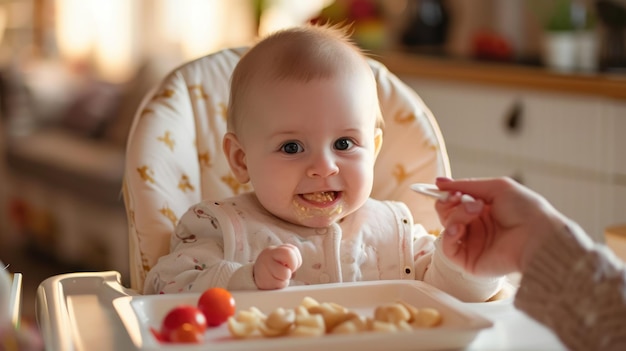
xmin=144 ymin=24 xmax=503 ymax=302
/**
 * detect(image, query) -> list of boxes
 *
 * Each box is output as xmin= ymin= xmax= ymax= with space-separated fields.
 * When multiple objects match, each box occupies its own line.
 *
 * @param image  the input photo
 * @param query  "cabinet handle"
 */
xmin=505 ymin=100 xmax=524 ymax=134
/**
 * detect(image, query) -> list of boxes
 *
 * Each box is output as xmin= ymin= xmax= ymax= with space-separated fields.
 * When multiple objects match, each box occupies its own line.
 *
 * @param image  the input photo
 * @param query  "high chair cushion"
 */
xmin=123 ymin=47 xmax=451 ymax=292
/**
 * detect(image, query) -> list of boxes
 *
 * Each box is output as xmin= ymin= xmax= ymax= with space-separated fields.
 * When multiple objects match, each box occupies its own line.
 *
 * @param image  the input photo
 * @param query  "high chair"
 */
xmin=123 ymin=46 xmax=451 ymax=293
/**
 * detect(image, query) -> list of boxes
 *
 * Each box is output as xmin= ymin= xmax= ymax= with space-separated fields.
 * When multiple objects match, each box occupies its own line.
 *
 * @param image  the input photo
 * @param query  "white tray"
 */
xmin=113 ymin=280 xmax=493 ymax=351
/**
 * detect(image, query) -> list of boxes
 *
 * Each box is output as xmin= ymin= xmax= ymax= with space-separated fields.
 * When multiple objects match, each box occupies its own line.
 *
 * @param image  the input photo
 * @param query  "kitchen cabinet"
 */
xmin=609 ymin=102 xmax=626 ymax=227
xmin=381 ymin=55 xmax=626 ymax=242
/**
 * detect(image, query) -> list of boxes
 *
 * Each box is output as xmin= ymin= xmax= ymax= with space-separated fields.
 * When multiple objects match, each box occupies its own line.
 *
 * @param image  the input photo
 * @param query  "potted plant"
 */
xmin=529 ymin=0 xmax=598 ymax=72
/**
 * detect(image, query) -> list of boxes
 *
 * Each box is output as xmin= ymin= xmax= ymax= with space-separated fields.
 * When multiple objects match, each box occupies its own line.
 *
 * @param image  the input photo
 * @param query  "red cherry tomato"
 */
xmin=197 ymin=287 xmax=236 ymax=327
xmin=149 ymin=327 xmax=166 ymax=343
xmin=160 ymin=305 xmax=207 ymax=342
xmin=169 ymin=323 xmax=204 ymax=343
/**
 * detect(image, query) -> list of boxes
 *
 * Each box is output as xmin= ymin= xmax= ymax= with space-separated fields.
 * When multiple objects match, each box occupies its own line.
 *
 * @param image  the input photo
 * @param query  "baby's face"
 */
xmin=238 ymin=74 xmax=381 ymax=228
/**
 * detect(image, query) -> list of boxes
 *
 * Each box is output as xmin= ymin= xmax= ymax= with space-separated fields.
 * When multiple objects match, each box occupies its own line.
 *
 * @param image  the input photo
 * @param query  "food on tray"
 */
xmin=156 ymin=287 xmax=236 ymax=343
xmin=154 ymin=288 xmax=443 ymax=344
xmin=158 ymin=304 xmax=207 ymax=343
xmin=197 ymin=287 xmax=236 ymax=327
xmin=227 ymin=296 xmax=442 ymax=339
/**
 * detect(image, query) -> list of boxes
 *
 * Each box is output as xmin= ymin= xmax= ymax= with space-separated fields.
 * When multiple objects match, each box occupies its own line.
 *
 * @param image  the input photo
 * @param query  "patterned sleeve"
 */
xmin=412 ymin=225 xmax=504 ymax=302
xmin=143 ymin=201 xmax=256 ymax=294
xmin=515 ymin=221 xmax=626 ymax=350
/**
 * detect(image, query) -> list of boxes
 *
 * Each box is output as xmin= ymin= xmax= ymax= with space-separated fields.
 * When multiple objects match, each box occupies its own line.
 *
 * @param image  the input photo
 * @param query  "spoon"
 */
xmin=410 ymin=183 xmax=475 ymax=203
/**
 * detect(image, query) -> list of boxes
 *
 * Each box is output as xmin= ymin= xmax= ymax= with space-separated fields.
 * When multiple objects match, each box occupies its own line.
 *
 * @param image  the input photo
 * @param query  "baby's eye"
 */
xmin=334 ymin=138 xmax=354 ymax=151
xmin=281 ymin=142 xmax=303 ymax=154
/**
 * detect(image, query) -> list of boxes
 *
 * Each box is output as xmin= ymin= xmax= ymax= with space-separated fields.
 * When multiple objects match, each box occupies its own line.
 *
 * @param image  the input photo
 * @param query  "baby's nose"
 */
xmin=306 ymin=152 xmax=339 ymax=178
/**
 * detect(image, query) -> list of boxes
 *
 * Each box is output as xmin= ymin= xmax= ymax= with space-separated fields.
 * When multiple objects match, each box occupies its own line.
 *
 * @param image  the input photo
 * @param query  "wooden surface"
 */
xmin=374 ymin=51 xmax=626 ymax=100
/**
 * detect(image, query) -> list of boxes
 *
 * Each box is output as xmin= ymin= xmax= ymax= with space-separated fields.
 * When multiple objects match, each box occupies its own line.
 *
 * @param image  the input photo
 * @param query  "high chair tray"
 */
xmin=36 ymin=271 xmax=139 ymax=351
xmin=9 ymin=272 xmax=23 ymax=328
xmin=113 ymin=280 xmax=491 ymax=351
xmin=36 ymin=272 xmax=567 ymax=351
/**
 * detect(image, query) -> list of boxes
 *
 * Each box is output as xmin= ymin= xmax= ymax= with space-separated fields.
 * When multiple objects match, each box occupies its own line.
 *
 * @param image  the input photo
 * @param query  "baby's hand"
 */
xmin=254 ymin=244 xmax=302 ymax=290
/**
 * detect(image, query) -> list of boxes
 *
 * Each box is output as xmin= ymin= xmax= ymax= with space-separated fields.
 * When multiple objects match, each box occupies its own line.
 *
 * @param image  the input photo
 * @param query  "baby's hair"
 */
xmin=227 ymin=23 xmax=383 ymax=133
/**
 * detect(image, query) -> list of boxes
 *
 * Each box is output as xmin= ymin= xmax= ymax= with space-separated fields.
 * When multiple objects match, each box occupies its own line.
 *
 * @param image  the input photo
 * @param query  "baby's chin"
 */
xmin=294 ymin=215 xmax=344 ymax=229
xmin=263 ymin=208 xmax=344 ymax=229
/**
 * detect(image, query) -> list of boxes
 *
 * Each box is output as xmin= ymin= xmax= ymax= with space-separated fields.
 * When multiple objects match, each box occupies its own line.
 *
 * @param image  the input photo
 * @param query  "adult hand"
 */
xmin=434 ymin=177 xmax=567 ymax=276
xmin=253 ymin=244 xmax=302 ymax=290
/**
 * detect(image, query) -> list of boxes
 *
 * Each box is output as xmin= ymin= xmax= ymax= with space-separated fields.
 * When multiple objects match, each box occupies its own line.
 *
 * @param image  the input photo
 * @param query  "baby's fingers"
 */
xmin=271 ymin=244 xmax=302 ymax=272
xmin=267 ymin=261 xmax=293 ymax=282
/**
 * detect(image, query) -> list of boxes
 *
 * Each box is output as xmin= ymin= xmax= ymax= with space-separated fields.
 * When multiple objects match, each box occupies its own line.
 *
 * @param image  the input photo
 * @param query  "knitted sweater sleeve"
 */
xmin=515 ymin=220 xmax=626 ymax=351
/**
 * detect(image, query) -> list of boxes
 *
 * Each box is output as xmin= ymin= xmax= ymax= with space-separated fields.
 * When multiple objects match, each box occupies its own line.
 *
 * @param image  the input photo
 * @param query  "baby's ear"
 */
xmin=374 ymin=128 xmax=383 ymax=159
xmin=223 ymin=133 xmax=250 ymax=183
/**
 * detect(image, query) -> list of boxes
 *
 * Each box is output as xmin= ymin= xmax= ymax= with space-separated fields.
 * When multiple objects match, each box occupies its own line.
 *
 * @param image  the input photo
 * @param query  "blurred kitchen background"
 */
xmin=1 ymin=0 xmax=625 ymax=323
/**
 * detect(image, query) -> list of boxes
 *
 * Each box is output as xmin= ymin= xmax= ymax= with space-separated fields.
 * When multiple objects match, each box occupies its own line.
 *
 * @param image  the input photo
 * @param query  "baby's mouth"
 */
xmin=294 ymin=191 xmax=343 ymax=220
xmin=300 ymin=191 xmax=338 ymax=204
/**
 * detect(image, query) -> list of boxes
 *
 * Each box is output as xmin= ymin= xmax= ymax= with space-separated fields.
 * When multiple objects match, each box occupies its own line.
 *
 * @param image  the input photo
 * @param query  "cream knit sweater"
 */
xmin=515 ymin=221 xmax=626 ymax=350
